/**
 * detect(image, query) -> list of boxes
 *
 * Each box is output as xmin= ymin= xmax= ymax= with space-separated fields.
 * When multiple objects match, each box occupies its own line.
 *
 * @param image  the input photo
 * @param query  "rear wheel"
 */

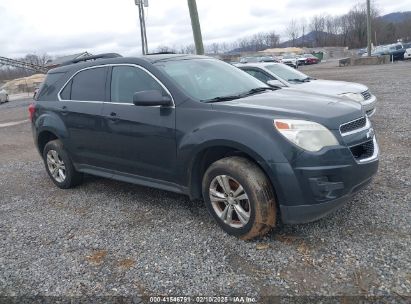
xmin=202 ymin=156 xmax=276 ymax=240
xmin=43 ymin=139 xmax=83 ymax=189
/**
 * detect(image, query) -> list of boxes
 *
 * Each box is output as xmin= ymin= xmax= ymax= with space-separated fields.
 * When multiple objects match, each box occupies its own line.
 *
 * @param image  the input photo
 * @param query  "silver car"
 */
xmin=0 ymin=89 xmax=9 ymax=103
xmin=237 ymin=63 xmax=377 ymax=116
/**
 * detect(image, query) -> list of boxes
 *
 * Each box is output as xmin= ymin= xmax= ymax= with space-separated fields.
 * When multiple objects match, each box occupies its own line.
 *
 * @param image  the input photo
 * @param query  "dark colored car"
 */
xmin=30 ymin=53 xmax=379 ymax=239
xmin=370 ymin=43 xmax=405 ymax=61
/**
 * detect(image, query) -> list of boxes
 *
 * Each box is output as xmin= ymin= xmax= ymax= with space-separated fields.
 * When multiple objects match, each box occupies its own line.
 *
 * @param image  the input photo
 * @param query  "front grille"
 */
xmin=361 ymin=90 xmax=371 ymax=100
xmin=340 ymin=117 xmax=367 ymax=134
xmin=350 ymin=140 xmax=374 ymax=160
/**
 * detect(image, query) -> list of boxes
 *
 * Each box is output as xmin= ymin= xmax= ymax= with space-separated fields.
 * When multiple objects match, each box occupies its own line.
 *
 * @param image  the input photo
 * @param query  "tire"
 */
xmin=43 ymin=139 xmax=83 ymax=189
xmin=202 ymin=156 xmax=276 ymax=240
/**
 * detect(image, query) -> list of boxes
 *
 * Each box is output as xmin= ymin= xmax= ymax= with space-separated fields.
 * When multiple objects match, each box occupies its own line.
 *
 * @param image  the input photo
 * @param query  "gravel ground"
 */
xmin=0 ymin=61 xmax=410 ymax=303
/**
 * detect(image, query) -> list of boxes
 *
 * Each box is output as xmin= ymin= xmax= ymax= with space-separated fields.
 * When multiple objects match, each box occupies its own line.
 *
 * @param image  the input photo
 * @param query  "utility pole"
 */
xmin=366 ymin=0 xmax=372 ymax=57
xmin=187 ymin=0 xmax=204 ymax=55
xmin=135 ymin=0 xmax=148 ymax=55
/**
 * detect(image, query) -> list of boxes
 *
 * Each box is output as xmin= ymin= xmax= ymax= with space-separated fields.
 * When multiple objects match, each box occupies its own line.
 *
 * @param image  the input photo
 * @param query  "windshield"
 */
xmin=156 ymin=59 xmax=268 ymax=101
xmin=264 ymin=64 xmax=310 ymax=83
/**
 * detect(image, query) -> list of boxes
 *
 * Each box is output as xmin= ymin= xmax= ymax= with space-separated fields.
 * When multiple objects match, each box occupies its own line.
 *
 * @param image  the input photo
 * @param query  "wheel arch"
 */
xmin=37 ymin=130 xmax=59 ymax=154
xmin=34 ymin=111 xmax=69 ymax=154
xmin=187 ymin=140 xmax=278 ymax=202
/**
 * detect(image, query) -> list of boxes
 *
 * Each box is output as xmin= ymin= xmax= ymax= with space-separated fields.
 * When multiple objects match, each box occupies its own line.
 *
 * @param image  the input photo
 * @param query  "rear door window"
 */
xmin=68 ymin=67 xmax=108 ymax=101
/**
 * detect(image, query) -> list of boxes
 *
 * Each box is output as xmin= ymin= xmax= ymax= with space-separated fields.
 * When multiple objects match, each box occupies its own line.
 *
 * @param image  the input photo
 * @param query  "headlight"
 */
xmin=339 ymin=92 xmax=364 ymax=102
xmin=274 ymin=119 xmax=339 ymax=152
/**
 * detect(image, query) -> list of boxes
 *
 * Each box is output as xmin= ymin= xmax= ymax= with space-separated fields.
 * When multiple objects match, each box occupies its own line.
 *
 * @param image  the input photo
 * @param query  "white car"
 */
xmin=0 ymin=89 xmax=9 ymax=103
xmin=403 ymin=42 xmax=411 ymax=60
xmin=236 ymin=62 xmax=377 ymax=116
xmin=281 ymin=53 xmax=298 ymax=68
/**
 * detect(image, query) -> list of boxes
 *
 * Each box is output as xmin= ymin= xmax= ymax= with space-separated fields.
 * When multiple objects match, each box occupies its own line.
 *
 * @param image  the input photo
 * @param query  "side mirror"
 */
xmin=133 ymin=90 xmax=172 ymax=107
xmin=267 ymin=79 xmax=285 ymax=88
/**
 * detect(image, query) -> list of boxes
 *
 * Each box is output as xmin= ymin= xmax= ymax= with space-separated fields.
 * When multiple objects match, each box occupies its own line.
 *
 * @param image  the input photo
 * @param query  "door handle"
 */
xmin=108 ymin=112 xmax=120 ymax=123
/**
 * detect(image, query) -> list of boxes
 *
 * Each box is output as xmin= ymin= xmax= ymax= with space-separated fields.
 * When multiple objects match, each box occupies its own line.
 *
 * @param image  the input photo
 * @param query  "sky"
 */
xmin=0 ymin=0 xmax=409 ymax=58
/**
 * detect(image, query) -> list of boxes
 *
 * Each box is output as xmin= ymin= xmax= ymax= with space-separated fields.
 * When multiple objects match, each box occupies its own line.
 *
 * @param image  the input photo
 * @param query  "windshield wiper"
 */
xmin=202 ymin=87 xmax=276 ymax=103
xmin=239 ymin=87 xmax=277 ymax=97
xmin=201 ymin=95 xmax=241 ymax=103
xmin=288 ymin=77 xmax=310 ymax=83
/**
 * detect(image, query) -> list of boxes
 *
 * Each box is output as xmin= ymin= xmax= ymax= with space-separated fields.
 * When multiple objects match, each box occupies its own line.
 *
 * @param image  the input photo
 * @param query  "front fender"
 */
xmin=176 ymin=119 xmax=294 ymax=201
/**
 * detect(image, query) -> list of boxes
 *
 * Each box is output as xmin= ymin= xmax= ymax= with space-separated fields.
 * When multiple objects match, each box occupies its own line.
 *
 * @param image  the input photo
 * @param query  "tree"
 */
xmin=155 ymin=45 xmax=176 ymax=53
xmin=285 ymin=19 xmax=299 ymax=47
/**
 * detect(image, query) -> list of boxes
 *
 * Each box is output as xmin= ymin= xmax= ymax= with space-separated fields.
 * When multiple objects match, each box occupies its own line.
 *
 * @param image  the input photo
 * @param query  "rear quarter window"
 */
xmin=36 ymin=72 xmax=66 ymax=100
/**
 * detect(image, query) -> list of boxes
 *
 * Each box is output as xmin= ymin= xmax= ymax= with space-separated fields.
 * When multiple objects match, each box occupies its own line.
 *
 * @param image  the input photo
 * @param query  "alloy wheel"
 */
xmin=209 ymin=175 xmax=251 ymax=228
xmin=46 ymin=150 xmax=66 ymax=183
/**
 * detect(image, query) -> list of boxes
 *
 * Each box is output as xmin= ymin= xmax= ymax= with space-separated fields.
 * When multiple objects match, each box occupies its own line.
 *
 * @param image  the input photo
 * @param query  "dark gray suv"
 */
xmin=30 ymin=54 xmax=379 ymax=239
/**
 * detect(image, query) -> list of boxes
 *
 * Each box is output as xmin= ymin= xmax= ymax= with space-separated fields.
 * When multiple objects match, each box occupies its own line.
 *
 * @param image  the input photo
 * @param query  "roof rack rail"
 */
xmin=61 ymin=53 xmax=122 ymax=66
xmin=146 ymin=52 xmax=176 ymax=55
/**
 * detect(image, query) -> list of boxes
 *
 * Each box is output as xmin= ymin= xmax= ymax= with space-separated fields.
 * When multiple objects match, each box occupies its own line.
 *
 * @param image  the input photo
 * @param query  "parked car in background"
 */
xmin=365 ymin=43 xmax=405 ymax=61
xmin=296 ymin=55 xmax=307 ymax=66
xmin=236 ymin=62 xmax=377 ymax=116
xmin=240 ymin=56 xmax=278 ymax=63
xmin=0 ymin=89 xmax=9 ymax=103
xmin=240 ymin=56 xmax=260 ymax=63
xmin=31 ymin=53 xmax=379 ymax=239
xmin=259 ymin=56 xmax=278 ymax=62
xmin=281 ymin=53 xmax=298 ymax=68
xmin=301 ymin=54 xmax=320 ymax=64
xmin=384 ymin=43 xmax=405 ymax=61
xmin=403 ymin=42 xmax=411 ymax=60
xmin=296 ymin=54 xmax=320 ymax=65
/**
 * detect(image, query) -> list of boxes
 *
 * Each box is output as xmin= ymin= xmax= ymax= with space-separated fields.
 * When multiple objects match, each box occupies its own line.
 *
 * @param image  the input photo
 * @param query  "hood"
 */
xmin=292 ymin=79 xmax=368 ymax=95
xmin=211 ymin=88 xmax=363 ymax=130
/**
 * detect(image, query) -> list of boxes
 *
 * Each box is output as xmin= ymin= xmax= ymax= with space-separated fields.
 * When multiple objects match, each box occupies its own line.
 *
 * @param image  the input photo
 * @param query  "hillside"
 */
xmin=279 ymin=31 xmax=338 ymax=48
xmin=279 ymin=11 xmax=411 ymax=48
xmin=2 ymin=74 xmax=45 ymax=94
xmin=379 ymin=11 xmax=411 ymax=23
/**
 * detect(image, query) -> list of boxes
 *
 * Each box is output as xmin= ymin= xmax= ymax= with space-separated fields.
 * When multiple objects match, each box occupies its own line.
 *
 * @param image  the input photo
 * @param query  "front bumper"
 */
xmin=280 ymin=175 xmax=374 ymax=224
xmin=266 ymin=135 xmax=379 ymax=225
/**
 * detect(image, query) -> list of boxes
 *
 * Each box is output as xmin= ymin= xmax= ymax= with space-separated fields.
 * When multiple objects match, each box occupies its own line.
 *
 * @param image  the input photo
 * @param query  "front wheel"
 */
xmin=202 ymin=157 xmax=276 ymax=240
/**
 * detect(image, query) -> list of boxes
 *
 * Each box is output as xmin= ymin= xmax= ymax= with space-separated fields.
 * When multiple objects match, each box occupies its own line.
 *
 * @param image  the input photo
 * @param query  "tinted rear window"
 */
xmin=70 ymin=67 xmax=108 ymax=101
xmin=36 ymin=72 xmax=65 ymax=100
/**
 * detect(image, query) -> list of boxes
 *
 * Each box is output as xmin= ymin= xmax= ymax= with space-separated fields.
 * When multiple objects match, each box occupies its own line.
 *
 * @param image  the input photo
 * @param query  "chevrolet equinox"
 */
xmin=30 ymin=53 xmax=379 ymax=239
